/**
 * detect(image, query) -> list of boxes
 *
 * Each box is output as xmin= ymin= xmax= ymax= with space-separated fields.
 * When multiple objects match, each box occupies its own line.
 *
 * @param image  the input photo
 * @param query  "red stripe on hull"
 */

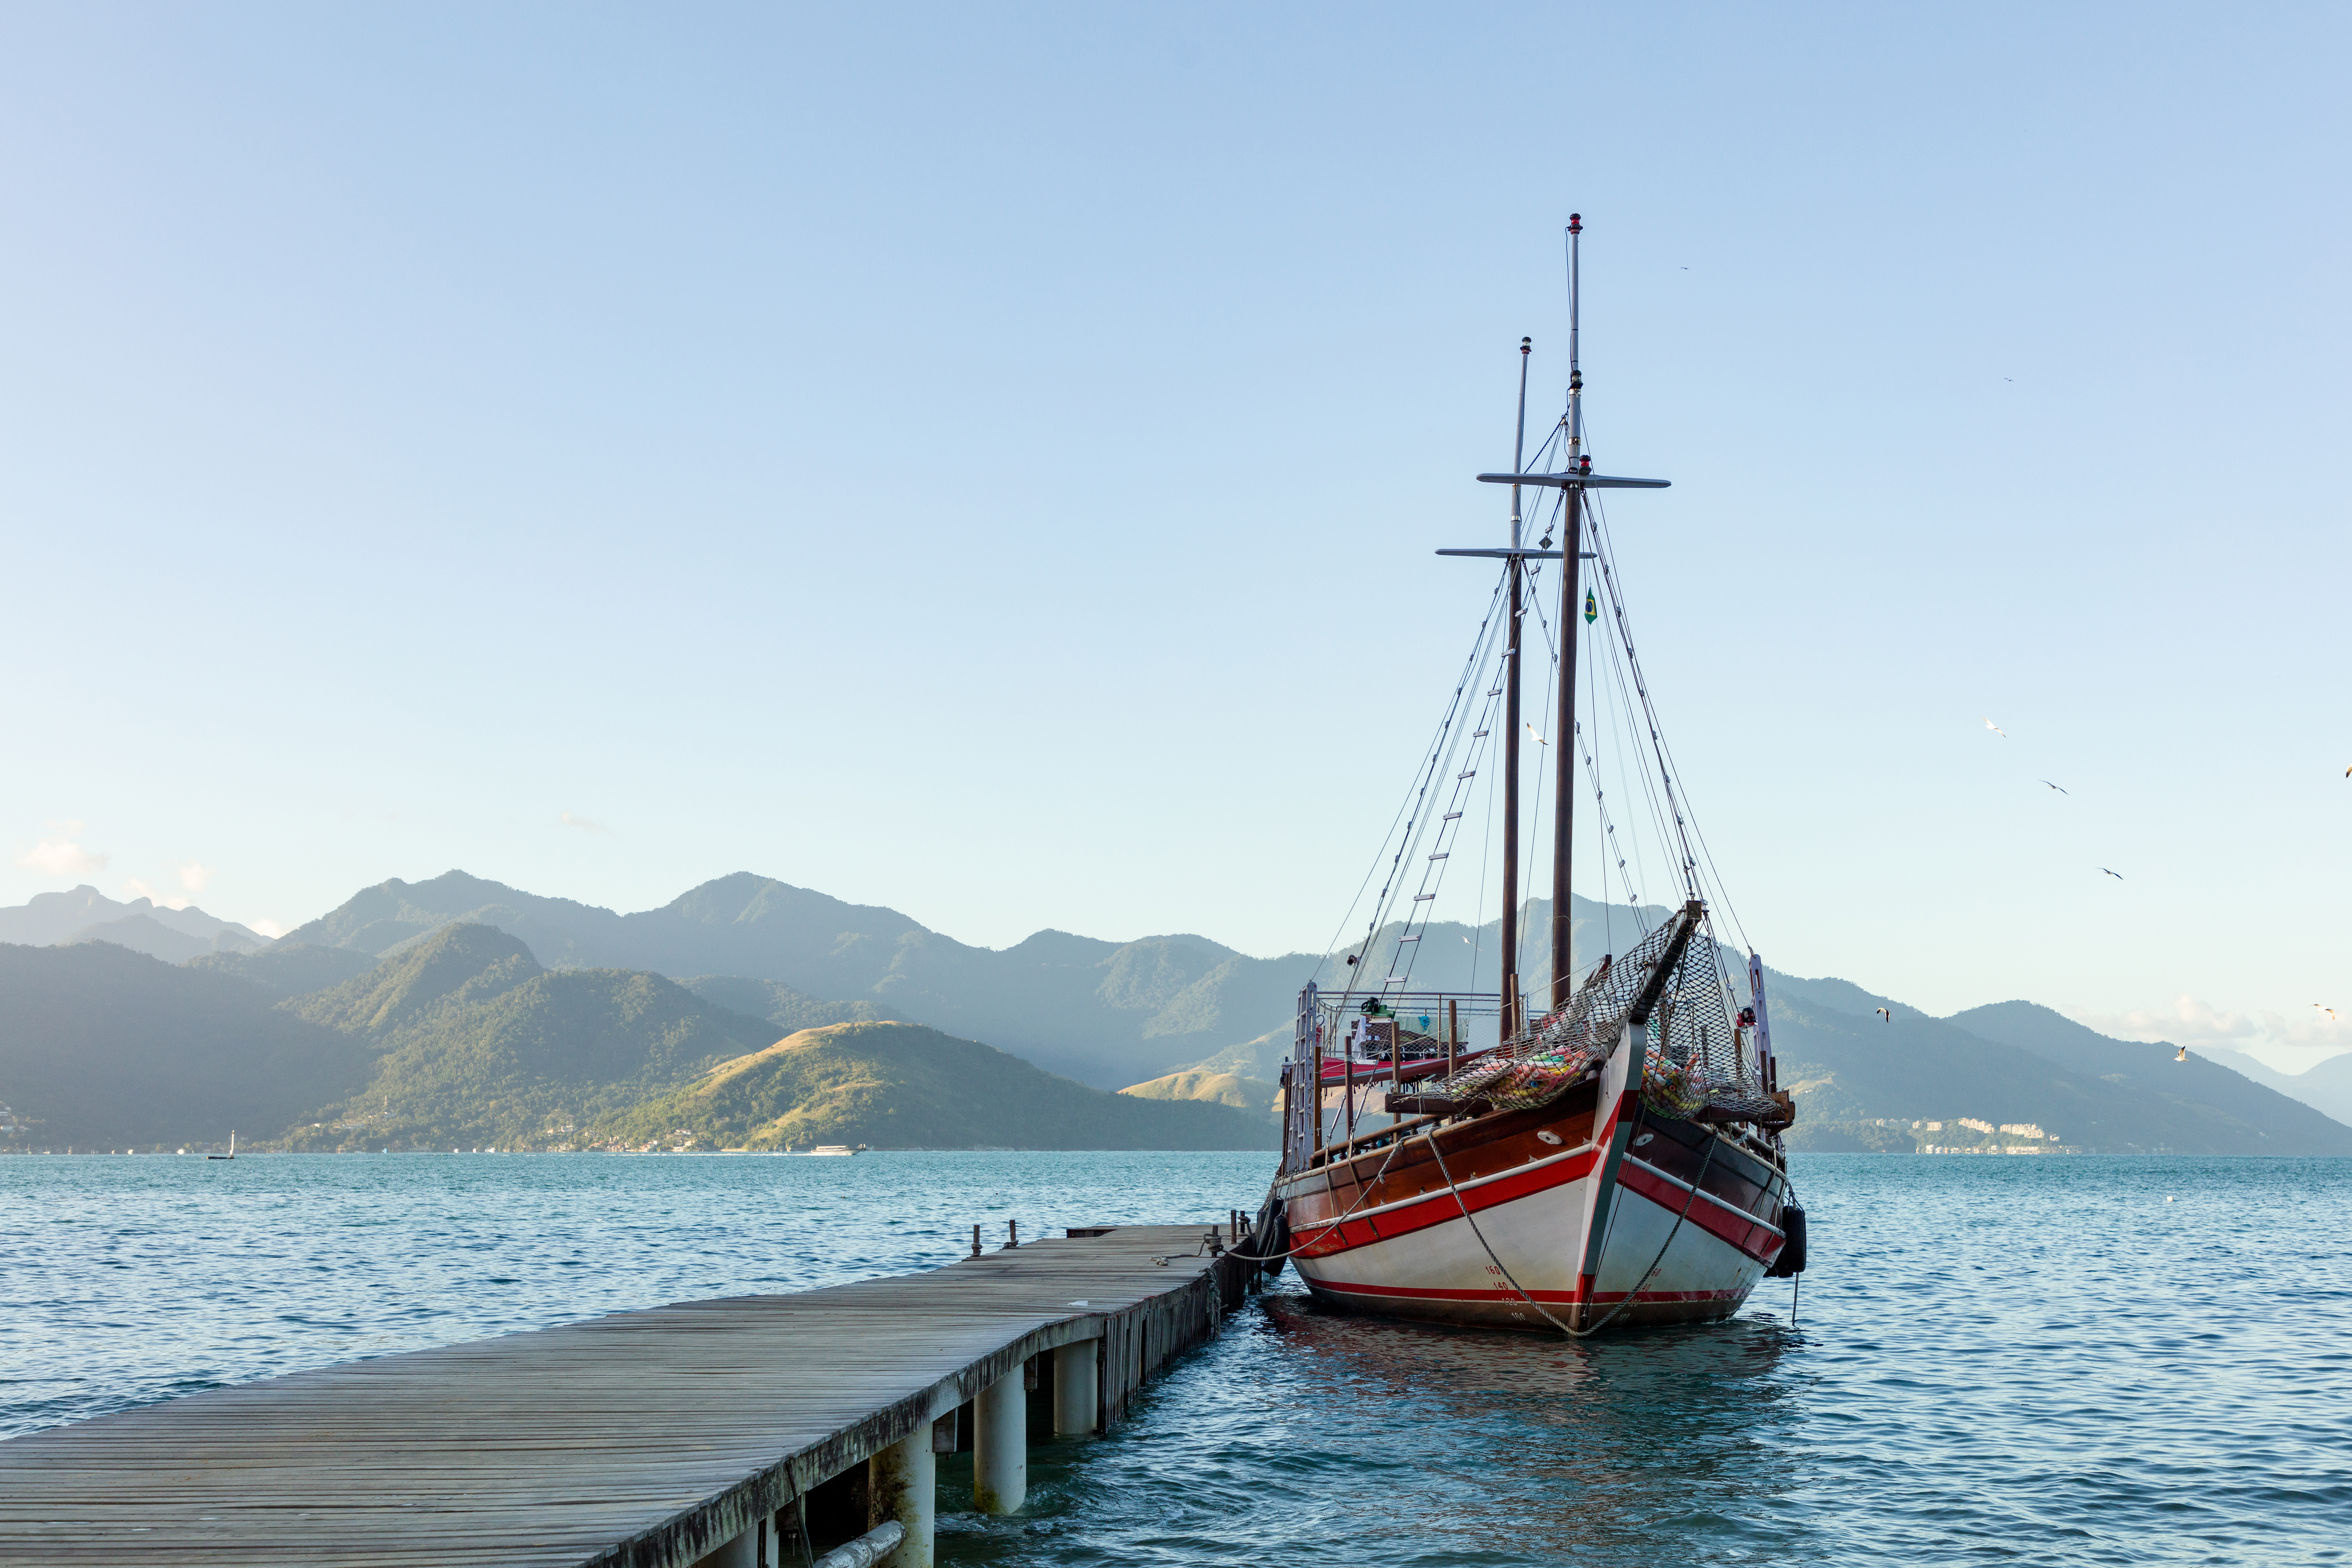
xmin=1283 ymin=1145 xmax=1601 ymax=1260
xmin=1313 ymin=1279 xmax=1742 ymax=1305
xmin=1615 ymin=1158 xmax=1786 ymax=1266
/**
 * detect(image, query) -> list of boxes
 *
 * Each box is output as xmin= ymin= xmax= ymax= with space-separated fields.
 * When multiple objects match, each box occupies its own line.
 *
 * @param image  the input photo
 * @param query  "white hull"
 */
xmin=1274 ymin=1083 xmax=1788 ymax=1332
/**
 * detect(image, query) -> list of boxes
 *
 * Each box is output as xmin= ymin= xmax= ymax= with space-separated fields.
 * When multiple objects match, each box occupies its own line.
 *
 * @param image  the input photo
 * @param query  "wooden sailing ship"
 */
xmin=1258 ymin=216 xmax=1807 ymax=1333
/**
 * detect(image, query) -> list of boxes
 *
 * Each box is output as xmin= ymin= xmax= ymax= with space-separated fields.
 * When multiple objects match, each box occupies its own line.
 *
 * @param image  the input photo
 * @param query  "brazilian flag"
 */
xmin=1583 ymin=589 xmax=1599 ymax=625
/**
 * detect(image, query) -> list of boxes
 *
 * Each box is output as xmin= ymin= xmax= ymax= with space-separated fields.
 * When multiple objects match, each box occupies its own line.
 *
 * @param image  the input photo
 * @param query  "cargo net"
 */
xmin=1638 ymin=935 xmax=1775 ymax=1123
xmin=1429 ymin=915 xmax=1779 ymax=1124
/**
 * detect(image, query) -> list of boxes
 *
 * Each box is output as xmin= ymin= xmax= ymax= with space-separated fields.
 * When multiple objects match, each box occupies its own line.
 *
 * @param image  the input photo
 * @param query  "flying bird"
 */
xmin=2100 ymin=868 xmax=2124 ymax=880
xmin=2175 ymin=1046 xmax=2188 ymax=1062
xmin=2316 ymin=1005 xmax=2338 ymax=1022
xmin=2040 ymin=780 xmax=2069 ymax=794
xmin=1984 ymin=718 xmax=2007 ymax=737
xmin=1875 ymin=1007 xmax=1893 ymax=1023
xmin=1527 ymin=723 xmax=1546 ymax=746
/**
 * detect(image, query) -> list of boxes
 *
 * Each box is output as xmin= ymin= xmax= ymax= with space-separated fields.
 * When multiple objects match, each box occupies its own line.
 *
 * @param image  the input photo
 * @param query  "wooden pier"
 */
xmin=0 ymin=1223 xmax=1260 ymax=1568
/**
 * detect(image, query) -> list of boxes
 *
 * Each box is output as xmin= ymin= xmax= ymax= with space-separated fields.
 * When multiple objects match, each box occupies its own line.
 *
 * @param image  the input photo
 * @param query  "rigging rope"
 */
xmin=1312 ymin=568 xmax=1512 ymax=1000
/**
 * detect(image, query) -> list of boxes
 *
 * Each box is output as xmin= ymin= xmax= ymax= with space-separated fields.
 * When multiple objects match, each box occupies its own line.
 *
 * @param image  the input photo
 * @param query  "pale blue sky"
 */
xmin=3 ymin=4 xmax=2345 ymax=1061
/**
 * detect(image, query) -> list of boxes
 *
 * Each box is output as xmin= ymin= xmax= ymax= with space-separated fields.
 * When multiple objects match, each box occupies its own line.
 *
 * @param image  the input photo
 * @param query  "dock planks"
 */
xmin=0 ymin=1224 xmax=1256 ymax=1567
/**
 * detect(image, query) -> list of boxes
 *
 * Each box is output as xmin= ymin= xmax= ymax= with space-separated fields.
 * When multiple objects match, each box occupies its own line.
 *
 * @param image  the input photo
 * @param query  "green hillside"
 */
xmin=186 ymin=942 xmax=382 ymax=998
xmin=593 ymin=1022 xmax=1279 ymax=1152
xmin=1120 ymin=1068 xmax=1281 ymax=1121
xmin=279 ymin=924 xmax=779 ymax=1151
xmin=681 ymin=975 xmax=881 ymax=1034
xmin=0 ymin=942 xmax=374 ymax=1150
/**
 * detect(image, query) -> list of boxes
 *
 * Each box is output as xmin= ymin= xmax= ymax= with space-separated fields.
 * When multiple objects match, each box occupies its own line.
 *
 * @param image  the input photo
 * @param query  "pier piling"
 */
xmin=971 ymin=1368 xmax=1027 ymax=1514
xmin=1051 ymin=1339 xmax=1099 ymax=1436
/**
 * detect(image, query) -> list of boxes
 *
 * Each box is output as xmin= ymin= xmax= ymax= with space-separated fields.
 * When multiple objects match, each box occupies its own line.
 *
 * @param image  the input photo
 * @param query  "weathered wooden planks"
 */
xmin=0 ymin=1224 xmax=1258 ymax=1568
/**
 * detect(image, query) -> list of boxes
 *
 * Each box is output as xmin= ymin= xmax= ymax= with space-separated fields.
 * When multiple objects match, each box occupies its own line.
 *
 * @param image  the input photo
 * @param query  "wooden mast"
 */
xmin=1499 ymin=337 xmax=1532 ymax=1034
xmin=1552 ymin=214 xmax=1584 ymax=1011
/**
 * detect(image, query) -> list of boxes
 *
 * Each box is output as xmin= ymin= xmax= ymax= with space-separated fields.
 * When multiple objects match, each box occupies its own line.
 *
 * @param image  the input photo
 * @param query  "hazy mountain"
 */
xmin=278 ymin=872 xmax=1676 ymax=1088
xmin=64 ymin=913 xmax=272 ymax=964
xmin=0 ymin=886 xmax=274 ymax=952
xmin=1756 ymin=979 xmax=2352 ymax=1154
xmin=18 ymin=865 xmax=2321 ymax=1157
xmin=0 ymin=941 xmax=374 ymax=1150
xmin=1950 ymin=1002 xmax=2352 ymax=1144
xmin=184 ymin=942 xmax=383 ymax=998
xmin=2201 ymin=1048 xmax=2352 ymax=1127
xmin=593 ymin=1022 xmax=1279 ymax=1152
xmin=1119 ymin=1068 xmax=1281 ymax=1120
xmin=270 ymin=870 xmax=2351 ymax=1153
xmin=679 ymin=976 xmax=882 ymax=1034
xmin=279 ymin=924 xmax=779 ymax=1151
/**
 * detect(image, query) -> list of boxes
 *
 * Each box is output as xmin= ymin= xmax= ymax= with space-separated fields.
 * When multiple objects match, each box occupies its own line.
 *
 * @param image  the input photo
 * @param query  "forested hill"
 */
xmin=271 ymin=871 xmax=1656 ymax=1090
xmin=592 ymin=1022 xmax=1278 ymax=1152
xmin=0 ymin=926 xmax=1283 ymax=1153
xmin=0 ymin=942 xmax=375 ymax=1149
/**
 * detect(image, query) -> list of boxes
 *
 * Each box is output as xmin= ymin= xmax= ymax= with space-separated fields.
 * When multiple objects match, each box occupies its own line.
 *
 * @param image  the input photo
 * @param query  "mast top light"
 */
xmin=1476 ymin=472 xmax=1669 ymax=490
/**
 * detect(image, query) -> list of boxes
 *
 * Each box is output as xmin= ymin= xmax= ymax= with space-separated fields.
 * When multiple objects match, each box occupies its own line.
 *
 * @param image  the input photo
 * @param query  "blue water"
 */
xmin=4 ymin=1152 xmax=2347 ymax=1565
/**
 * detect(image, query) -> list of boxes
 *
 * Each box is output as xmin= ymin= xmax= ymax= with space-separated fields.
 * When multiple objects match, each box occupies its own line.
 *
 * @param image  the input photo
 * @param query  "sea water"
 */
xmin=3 ymin=1152 xmax=2346 ymax=1565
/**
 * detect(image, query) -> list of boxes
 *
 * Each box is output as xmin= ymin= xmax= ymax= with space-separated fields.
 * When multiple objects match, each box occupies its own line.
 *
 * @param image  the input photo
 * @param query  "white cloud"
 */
xmin=18 ymin=826 xmax=108 ymax=878
xmin=178 ymin=862 xmax=216 ymax=895
xmin=250 ymin=918 xmax=288 ymax=940
xmin=2083 ymin=994 xmax=2260 ymax=1049
xmin=559 ymin=812 xmax=614 ymax=835
xmin=2071 ymin=993 xmax=2349 ymax=1069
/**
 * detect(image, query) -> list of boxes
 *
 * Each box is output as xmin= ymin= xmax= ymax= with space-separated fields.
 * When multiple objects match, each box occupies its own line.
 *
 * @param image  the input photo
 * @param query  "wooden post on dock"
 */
xmin=972 ymin=1368 xmax=1026 ymax=1514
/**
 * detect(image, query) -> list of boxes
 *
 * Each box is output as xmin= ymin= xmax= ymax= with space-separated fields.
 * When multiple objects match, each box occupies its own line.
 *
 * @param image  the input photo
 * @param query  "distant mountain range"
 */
xmin=265 ymin=869 xmax=1702 ymax=1090
xmin=0 ymin=921 xmax=1275 ymax=1153
xmin=0 ymin=885 xmax=274 ymax=961
xmin=2196 ymin=1046 xmax=2352 ymax=1129
xmin=1 ymin=867 xmax=2343 ymax=1157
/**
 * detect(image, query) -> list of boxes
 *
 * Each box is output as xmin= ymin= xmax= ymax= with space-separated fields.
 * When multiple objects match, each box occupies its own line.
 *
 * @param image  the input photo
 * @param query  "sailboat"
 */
xmin=207 ymin=1132 xmax=235 ymax=1161
xmin=1260 ymin=216 xmax=1807 ymax=1334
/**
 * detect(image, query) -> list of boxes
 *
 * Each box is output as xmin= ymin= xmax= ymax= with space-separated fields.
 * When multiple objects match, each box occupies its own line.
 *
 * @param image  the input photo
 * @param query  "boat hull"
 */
xmin=1275 ymin=1085 xmax=1788 ymax=1333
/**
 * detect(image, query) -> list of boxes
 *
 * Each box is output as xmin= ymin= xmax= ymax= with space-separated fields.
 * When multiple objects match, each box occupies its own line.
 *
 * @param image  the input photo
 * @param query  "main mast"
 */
xmin=1499 ymin=338 xmax=1531 ymax=1033
xmin=1551 ymin=214 xmax=1584 ymax=1009
xmin=1448 ymin=216 xmax=1670 ymax=1023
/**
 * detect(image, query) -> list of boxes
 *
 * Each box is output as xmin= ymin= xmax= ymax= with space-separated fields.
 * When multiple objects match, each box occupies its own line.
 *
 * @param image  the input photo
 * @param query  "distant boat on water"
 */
xmin=207 ymin=1132 xmax=236 ymax=1161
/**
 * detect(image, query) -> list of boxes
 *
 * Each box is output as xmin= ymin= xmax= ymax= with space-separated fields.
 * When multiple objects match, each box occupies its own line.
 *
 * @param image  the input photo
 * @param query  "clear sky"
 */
xmin=4 ymin=4 xmax=2345 ymax=1065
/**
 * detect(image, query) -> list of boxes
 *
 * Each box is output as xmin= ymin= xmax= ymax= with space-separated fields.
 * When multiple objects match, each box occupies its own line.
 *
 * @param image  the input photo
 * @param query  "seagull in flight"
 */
xmin=2175 ymin=1045 xmax=2188 ymax=1062
xmin=1984 ymin=718 xmax=2007 ymax=737
xmin=1875 ymin=1007 xmax=1893 ymax=1023
xmin=2040 ymin=780 xmax=2069 ymax=794
xmin=2100 ymin=867 xmax=2124 ymax=880
xmin=1527 ymin=722 xmax=1546 ymax=746
xmin=2317 ymin=1005 xmax=2338 ymax=1023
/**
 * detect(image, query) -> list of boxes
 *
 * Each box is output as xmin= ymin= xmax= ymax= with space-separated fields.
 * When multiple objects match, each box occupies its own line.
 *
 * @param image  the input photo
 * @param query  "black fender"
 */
xmin=1765 ymin=1201 xmax=1808 ymax=1278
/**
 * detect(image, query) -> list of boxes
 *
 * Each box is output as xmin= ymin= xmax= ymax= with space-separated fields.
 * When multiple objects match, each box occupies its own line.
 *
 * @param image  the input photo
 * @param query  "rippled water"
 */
xmin=5 ymin=1152 xmax=2347 ymax=1565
